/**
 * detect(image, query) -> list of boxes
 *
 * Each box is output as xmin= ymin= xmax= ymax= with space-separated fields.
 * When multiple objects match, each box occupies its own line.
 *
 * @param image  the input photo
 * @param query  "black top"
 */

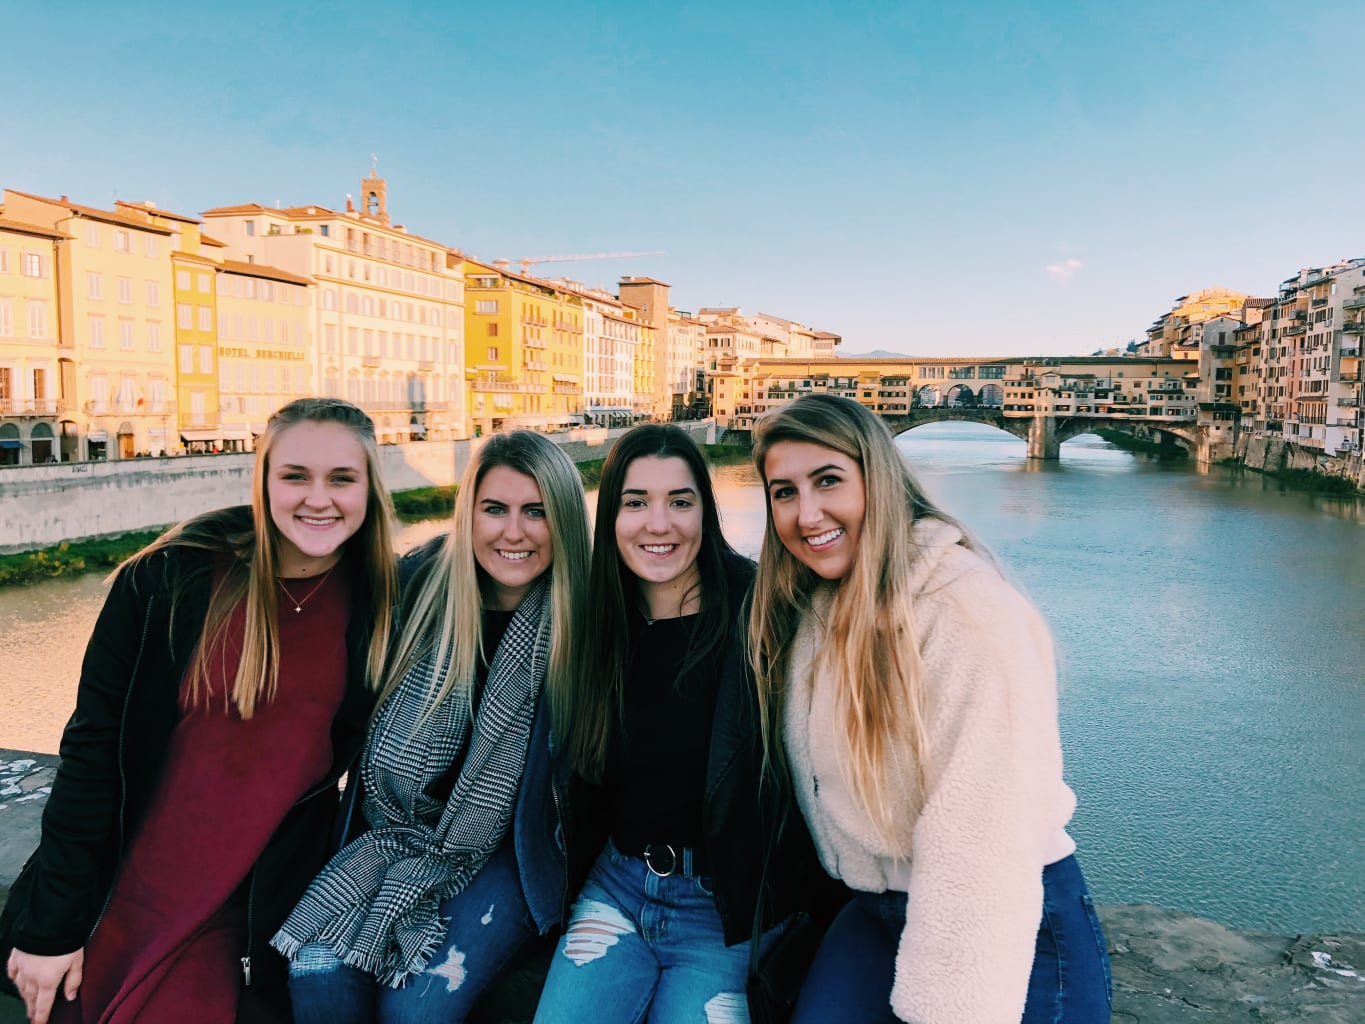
xmin=605 ymin=612 xmax=721 ymax=855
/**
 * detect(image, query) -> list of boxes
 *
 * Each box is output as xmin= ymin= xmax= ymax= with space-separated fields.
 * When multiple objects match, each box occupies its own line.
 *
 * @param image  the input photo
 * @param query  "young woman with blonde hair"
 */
xmin=2 ymin=397 xmax=398 ymax=1024
xmin=277 ymin=430 xmax=591 ymax=1024
xmin=750 ymin=393 xmax=1110 ymax=1023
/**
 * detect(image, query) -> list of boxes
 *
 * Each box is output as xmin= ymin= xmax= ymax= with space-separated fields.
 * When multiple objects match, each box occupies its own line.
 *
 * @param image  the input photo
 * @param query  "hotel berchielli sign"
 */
xmin=220 ymin=347 xmax=307 ymax=361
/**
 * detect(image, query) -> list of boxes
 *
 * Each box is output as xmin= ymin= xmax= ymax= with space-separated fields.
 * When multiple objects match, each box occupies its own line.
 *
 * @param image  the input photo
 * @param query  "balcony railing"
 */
xmin=1341 ymin=321 xmax=1365 ymax=333
xmin=1343 ymin=296 xmax=1365 ymax=310
xmin=0 ymin=398 xmax=68 ymax=416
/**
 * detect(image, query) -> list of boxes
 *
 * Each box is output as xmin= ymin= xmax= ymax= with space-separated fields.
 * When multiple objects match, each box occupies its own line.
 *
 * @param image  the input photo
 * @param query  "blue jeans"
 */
xmin=287 ymin=842 xmax=540 ymax=1024
xmin=790 ymin=854 xmax=1112 ymax=1024
xmin=534 ymin=841 xmax=774 ymax=1024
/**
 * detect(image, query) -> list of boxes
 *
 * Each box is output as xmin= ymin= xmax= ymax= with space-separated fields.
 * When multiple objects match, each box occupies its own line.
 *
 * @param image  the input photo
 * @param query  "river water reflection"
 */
xmin=2 ymin=423 xmax=1361 ymax=933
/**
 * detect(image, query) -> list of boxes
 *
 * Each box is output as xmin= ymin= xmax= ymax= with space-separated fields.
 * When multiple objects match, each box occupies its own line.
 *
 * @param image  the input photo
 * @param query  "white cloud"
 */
xmin=1046 ymin=258 xmax=1083 ymax=282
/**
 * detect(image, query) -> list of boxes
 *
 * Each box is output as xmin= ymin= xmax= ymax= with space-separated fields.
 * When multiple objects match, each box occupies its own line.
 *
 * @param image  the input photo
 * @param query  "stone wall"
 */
xmin=0 ymin=422 xmax=715 ymax=553
xmin=1236 ymin=433 xmax=1365 ymax=490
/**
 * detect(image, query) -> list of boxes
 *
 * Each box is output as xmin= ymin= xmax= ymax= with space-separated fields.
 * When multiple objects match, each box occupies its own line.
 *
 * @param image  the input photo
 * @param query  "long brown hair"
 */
xmin=561 ymin=425 xmax=740 ymax=783
xmin=749 ymin=394 xmax=963 ymax=838
xmin=126 ymin=397 xmax=397 ymax=718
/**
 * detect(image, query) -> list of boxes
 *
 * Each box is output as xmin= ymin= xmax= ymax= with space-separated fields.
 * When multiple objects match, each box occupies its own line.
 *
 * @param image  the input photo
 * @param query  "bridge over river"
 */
xmin=716 ymin=355 xmax=1219 ymax=460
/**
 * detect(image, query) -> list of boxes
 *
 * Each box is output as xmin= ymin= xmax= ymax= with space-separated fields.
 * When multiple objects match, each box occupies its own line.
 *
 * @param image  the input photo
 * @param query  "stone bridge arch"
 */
xmin=880 ymin=409 xmax=1199 ymax=459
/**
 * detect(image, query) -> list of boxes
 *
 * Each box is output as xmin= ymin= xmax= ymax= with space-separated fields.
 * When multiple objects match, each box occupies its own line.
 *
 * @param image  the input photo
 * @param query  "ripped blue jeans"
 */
xmin=533 ymin=840 xmax=775 ymax=1024
xmin=287 ymin=841 xmax=539 ymax=1024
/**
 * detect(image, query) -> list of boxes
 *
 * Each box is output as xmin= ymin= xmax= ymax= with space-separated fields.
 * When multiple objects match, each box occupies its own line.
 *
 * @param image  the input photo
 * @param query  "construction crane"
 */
xmin=509 ymin=251 xmax=665 ymax=276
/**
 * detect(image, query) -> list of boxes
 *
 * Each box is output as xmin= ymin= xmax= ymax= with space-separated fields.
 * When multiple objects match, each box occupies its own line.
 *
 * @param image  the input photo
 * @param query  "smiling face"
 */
xmin=614 ymin=455 xmax=704 ymax=618
xmin=266 ymin=420 xmax=370 ymax=576
xmin=473 ymin=465 xmax=554 ymax=611
xmin=763 ymin=439 xmax=866 ymax=582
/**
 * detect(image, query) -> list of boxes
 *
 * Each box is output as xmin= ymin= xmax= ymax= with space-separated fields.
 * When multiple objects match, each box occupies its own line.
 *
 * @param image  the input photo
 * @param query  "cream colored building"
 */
xmin=0 ymin=209 xmax=67 ymax=464
xmin=3 ymin=189 xmax=178 ymax=460
xmin=216 ymin=260 xmax=315 ymax=445
xmin=202 ymin=171 xmax=467 ymax=441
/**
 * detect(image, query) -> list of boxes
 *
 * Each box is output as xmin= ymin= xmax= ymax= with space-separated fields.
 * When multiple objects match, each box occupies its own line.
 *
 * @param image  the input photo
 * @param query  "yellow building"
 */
xmin=203 ymin=170 xmax=466 ymax=441
xmin=0 ymin=209 xmax=67 ymax=464
xmin=461 ymin=258 xmax=584 ymax=434
xmin=3 ymin=189 xmax=177 ymax=459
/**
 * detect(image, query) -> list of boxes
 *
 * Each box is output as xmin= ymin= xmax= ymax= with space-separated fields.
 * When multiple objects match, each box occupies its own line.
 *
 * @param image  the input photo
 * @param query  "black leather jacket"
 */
xmin=0 ymin=508 xmax=379 ymax=1007
xmin=558 ymin=554 xmax=837 ymax=945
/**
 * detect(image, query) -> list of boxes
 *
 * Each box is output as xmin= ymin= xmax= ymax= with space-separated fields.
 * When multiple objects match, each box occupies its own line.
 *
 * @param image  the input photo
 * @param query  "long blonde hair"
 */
xmin=379 ymin=431 xmax=590 ymax=729
xmin=749 ymin=394 xmax=966 ymax=839
xmin=130 ymin=397 xmax=397 ymax=718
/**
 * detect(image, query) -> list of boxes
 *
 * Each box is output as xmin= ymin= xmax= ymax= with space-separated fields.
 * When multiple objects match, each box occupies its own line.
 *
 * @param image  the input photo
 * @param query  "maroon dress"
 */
xmin=55 ymin=567 xmax=350 ymax=1024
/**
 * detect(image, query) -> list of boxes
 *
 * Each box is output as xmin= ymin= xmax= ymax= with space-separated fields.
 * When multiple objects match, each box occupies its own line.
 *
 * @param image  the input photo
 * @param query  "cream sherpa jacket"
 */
xmin=784 ymin=517 xmax=1077 ymax=1024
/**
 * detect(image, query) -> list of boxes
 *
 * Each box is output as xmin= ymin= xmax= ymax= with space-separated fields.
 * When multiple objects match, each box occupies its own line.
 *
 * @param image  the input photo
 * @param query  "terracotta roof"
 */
xmin=219 ymin=259 xmax=313 ymax=287
xmin=618 ymin=276 xmax=671 ymax=288
xmin=201 ymin=203 xmax=270 ymax=216
xmin=172 ymin=251 xmax=219 ymax=267
xmin=115 ymin=200 xmax=201 ymax=225
xmin=4 ymin=189 xmax=173 ymax=235
xmin=200 ymin=234 xmax=228 ymax=248
xmin=0 ymin=215 xmax=69 ymax=240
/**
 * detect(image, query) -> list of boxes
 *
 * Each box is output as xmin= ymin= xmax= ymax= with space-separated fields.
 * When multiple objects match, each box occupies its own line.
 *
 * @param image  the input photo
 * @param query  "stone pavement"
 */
xmin=0 ymin=749 xmax=1361 ymax=1022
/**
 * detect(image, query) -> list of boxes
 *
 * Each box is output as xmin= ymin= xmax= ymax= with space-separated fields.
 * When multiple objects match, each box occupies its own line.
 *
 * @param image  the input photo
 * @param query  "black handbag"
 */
xmin=746 ymin=909 xmax=823 ymax=1024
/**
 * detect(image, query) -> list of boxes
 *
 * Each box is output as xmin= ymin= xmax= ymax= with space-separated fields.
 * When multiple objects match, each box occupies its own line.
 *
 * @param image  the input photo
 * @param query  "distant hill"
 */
xmin=837 ymin=349 xmax=913 ymax=359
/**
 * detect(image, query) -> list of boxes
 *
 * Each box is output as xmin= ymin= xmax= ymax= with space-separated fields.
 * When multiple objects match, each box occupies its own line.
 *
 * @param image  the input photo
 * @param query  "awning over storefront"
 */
xmin=87 ymin=431 xmax=108 ymax=442
xmin=220 ymin=425 xmax=254 ymax=441
xmin=180 ymin=429 xmax=222 ymax=443
xmin=0 ymin=440 xmax=23 ymax=450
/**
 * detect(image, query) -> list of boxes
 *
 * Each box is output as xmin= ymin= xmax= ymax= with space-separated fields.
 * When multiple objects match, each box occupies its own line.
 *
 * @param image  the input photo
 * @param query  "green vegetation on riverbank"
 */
xmin=0 ymin=529 xmax=168 ymax=587
xmin=1094 ymin=428 xmax=1189 ymax=459
xmin=0 ymin=441 xmax=753 ymax=588
xmin=1271 ymin=467 xmax=1359 ymax=495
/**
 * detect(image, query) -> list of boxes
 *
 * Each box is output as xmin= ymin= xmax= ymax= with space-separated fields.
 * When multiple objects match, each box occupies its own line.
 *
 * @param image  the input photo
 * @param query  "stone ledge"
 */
xmin=1 ymin=902 xmax=1360 ymax=1023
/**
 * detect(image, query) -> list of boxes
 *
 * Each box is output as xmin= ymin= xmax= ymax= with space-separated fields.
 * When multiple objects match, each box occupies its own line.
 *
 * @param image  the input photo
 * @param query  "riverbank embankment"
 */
xmin=0 ymin=427 xmax=751 ymax=589
xmin=1235 ymin=433 xmax=1365 ymax=494
xmin=0 ymin=422 xmax=719 ymax=556
xmin=1 ymin=749 xmax=1360 ymax=1023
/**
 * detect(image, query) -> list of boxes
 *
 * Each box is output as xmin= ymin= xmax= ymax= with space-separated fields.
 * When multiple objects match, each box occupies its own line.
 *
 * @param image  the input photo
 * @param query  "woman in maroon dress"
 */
xmin=2 ymin=397 xmax=398 ymax=1024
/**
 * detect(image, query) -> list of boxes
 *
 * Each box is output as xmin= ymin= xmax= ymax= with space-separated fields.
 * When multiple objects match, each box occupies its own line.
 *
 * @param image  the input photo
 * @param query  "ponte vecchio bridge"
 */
xmin=712 ymin=355 xmax=1216 ymax=460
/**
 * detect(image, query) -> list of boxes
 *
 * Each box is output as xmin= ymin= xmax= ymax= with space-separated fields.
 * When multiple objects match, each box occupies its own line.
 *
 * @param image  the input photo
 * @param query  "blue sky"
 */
xmin=4 ymin=0 xmax=1362 ymax=356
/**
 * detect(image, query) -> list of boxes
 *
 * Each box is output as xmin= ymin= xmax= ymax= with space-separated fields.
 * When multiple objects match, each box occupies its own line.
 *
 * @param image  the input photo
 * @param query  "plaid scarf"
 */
xmin=271 ymin=576 xmax=550 ymax=986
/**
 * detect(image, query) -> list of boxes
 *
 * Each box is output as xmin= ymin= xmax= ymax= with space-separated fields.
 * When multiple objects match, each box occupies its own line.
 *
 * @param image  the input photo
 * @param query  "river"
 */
xmin=2 ymin=423 xmax=1361 ymax=933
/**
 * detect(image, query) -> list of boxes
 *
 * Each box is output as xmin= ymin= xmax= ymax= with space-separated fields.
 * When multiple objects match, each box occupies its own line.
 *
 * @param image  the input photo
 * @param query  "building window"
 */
xmin=21 ymin=252 xmax=43 ymax=278
xmin=0 ymin=248 xmax=8 ymax=274
xmin=89 ymin=316 xmax=105 ymax=348
xmin=179 ymin=345 xmax=194 ymax=373
xmin=475 ymin=300 xmax=499 ymax=314
xmin=320 ymin=224 xmax=330 ymax=237
xmin=176 ymin=269 xmax=191 ymax=290
xmin=488 ymin=323 xmax=499 ymax=337
xmin=145 ymin=236 xmax=158 ymax=258
xmin=198 ymin=273 xmax=212 ymax=294
xmin=245 ymin=221 xmax=256 ymax=236
xmin=85 ymin=224 xmax=100 ymax=247
xmin=113 ymin=230 xmax=130 ymax=253
xmin=0 ymin=299 xmax=10 ymax=337
xmin=488 ymin=346 xmax=499 ymax=360
xmin=198 ymin=306 xmax=212 ymax=331
xmin=120 ymin=321 xmax=134 ymax=350
xmin=118 ymin=277 xmax=132 ymax=304
xmin=199 ymin=346 xmax=213 ymax=373
xmin=177 ymin=304 xmax=193 ymax=330
xmin=87 ymin=273 xmax=103 ymax=300
xmin=148 ymin=323 xmax=161 ymax=351
xmin=146 ymin=280 xmax=160 ymax=306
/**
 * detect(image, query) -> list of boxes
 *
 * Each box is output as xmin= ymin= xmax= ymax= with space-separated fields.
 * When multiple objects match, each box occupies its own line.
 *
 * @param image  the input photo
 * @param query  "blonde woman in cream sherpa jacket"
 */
xmin=748 ymin=394 xmax=1111 ymax=1024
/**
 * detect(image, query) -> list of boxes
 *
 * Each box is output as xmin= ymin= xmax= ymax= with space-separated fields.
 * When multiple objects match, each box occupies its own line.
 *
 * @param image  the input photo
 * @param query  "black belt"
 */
xmin=624 ymin=842 xmax=710 ymax=878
